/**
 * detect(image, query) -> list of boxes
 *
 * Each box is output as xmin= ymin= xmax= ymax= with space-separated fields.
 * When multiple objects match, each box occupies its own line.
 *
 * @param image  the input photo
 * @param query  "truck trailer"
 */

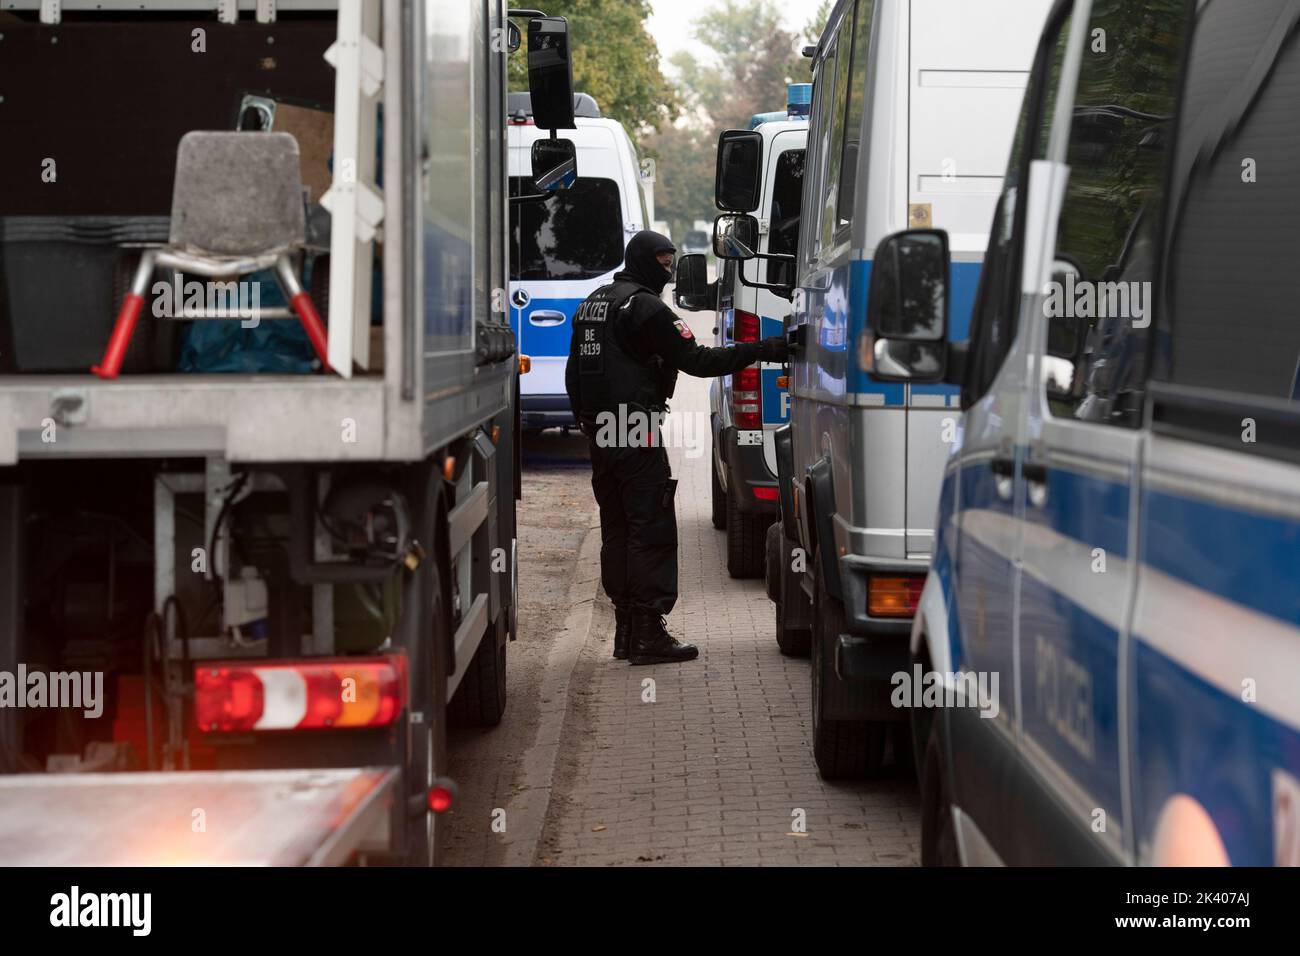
xmin=0 ymin=0 xmax=579 ymax=865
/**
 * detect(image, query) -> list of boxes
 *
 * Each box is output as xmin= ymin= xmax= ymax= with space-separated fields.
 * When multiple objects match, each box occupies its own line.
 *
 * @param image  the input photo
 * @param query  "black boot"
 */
xmin=613 ymin=606 xmax=631 ymax=660
xmin=629 ymin=611 xmax=698 ymax=665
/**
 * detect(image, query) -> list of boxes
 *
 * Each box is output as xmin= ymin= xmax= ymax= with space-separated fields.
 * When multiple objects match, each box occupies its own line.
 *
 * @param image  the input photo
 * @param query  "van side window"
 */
xmin=806 ymin=29 xmax=840 ymax=264
xmin=1044 ymin=3 xmax=1187 ymax=429
xmin=835 ymin=0 xmax=875 ymax=231
xmin=820 ymin=7 xmax=856 ymax=252
xmin=1156 ymin=4 xmax=1300 ymax=406
xmin=962 ymin=15 xmax=1072 ymax=409
xmin=767 ymin=149 xmax=805 ymax=285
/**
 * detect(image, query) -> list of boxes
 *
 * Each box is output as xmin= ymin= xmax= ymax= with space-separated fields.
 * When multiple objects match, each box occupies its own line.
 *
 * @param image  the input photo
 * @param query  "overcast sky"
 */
xmin=646 ymin=0 xmax=803 ymax=75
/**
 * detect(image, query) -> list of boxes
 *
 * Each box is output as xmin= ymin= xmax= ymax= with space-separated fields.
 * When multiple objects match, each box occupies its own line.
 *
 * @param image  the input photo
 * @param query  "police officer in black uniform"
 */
xmin=565 ymin=230 xmax=788 ymax=665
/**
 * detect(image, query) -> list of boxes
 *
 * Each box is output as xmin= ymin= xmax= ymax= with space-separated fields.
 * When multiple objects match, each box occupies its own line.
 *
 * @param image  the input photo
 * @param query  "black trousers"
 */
xmin=587 ymin=438 xmax=678 ymax=615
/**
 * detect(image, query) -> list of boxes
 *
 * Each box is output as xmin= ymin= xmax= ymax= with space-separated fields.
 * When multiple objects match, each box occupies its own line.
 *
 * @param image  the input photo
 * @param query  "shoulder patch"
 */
xmin=673 ymin=319 xmax=694 ymax=340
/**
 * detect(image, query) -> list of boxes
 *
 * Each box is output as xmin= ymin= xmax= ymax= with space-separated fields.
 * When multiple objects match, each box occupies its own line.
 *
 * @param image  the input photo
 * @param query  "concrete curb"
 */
xmin=500 ymin=519 xmax=603 ymax=866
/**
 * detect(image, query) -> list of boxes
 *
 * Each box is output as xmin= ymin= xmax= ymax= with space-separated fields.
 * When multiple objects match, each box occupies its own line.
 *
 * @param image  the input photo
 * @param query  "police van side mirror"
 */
xmin=714 ymin=129 xmax=763 ymax=212
xmin=527 ymin=17 xmax=576 ymax=130
xmin=864 ymin=229 xmax=950 ymax=383
xmin=673 ymin=254 xmax=713 ymax=311
xmin=713 ymin=214 xmax=760 ymax=260
xmin=531 ymin=137 xmax=577 ymax=191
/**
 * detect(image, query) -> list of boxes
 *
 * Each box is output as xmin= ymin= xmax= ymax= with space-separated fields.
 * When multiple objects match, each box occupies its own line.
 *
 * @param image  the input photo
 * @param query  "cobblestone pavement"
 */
xmin=531 ymin=307 xmax=922 ymax=866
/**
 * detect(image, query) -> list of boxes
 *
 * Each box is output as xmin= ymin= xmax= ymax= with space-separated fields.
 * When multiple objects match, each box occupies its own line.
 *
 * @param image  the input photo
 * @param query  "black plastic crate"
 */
xmin=0 ymin=217 xmax=178 ymax=373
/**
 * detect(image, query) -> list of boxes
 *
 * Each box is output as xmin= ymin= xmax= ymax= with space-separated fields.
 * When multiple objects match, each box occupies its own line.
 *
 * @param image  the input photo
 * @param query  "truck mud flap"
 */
xmin=773 ymin=423 xmax=800 ymax=543
xmin=807 ymin=456 xmax=842 ymax=602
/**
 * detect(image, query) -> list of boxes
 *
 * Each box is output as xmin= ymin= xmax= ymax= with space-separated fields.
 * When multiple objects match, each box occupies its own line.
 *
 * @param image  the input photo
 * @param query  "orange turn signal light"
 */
xmin=867 ymin=575 xmax=925 ymax=618
xmin=776 ymin=376 xmax=789 ymax=388
xmin=519 ymin=354 xmax=532 ymax=374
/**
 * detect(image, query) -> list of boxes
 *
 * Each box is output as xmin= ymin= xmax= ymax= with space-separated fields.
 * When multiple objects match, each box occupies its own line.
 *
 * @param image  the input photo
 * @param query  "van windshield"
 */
xmin=509 ymin=177 xmax=624 ymax=281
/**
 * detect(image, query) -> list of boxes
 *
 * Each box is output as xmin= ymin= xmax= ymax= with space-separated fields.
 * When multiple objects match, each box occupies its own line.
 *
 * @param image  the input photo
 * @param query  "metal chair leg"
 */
xmin=276 ymin=254 xmax=331 ymax=371
xmin=92 ymin=251 xmax=157 ymax=379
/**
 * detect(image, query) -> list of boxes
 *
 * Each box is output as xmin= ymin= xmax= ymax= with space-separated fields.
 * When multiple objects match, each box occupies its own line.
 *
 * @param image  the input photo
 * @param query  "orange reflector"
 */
xmin=491 ymin=425 xmax=500 ymax=444
xmin=443 ymin=456 xmax=455 ymax=481
xmin=867 ymin=575 xmax=925 ymax=618
xmin=776 ymin=376 xmax=789 ymax=388
xmin=519 ymin=354 xmax=532 ymax=374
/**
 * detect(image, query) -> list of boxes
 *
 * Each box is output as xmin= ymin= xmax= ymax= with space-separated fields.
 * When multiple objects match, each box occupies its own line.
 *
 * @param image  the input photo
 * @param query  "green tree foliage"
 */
xmin=508 ymin=1 xmax=680 ymax=139
xmin=649 ymin=0 xmax=831 ymax=242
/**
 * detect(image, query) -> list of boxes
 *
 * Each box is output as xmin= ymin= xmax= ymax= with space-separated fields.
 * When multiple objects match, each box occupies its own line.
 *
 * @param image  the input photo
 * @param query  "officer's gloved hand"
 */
xmin=757 ymin=336 xmax=790 ymax=363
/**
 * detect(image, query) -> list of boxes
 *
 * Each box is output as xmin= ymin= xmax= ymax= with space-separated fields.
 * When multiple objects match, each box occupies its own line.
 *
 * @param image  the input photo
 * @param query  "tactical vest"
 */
xmin=572 ymin=281 xmax=676 ymax=422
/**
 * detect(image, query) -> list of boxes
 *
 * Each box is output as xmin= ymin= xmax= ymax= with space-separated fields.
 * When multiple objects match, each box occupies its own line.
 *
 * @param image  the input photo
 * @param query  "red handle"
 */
xmin=291 ymin=291 xmax=331 ymax=371
xmin=91 ymin=293 xmax=145 ymax=379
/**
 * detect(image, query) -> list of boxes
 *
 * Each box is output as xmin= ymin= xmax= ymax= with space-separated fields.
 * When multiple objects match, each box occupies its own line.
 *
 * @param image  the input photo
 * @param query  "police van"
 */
xmin=678 ymin=88 xmax=809 ymax=579
xmin=906 ymin=0 xmax=1300 ymax=865
xmin=679 ymin=0 xmax=1050 ymax=777
xmin=508 ymin=94 xmax=651 ymax=430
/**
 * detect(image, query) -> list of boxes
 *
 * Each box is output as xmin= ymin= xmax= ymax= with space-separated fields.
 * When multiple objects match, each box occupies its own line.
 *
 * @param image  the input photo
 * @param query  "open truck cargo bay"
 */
xmin=0 ymin=0 xmax=584 ymax=864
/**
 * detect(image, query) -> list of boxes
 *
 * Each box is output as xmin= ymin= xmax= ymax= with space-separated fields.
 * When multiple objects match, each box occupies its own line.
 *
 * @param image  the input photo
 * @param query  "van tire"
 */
xmin=920 ymin=712 xmax=960 ymax=866
xmin=811 ymin=555 xmax=887 ymax=778
xmin=710 ymin=458 xmax=727 ymax=530
xmin=726 ymin=484 xmax=771 ymax=578
xmin=447 ymin=614 xmax=507 ymax=728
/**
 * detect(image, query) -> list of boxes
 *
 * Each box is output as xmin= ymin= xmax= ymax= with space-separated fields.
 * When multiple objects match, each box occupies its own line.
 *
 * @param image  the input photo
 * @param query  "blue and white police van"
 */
xmin=678 ymin=86 xmax=809 ymax=580
xmin=904 ymin=0 xmax=1300 ymax=866
xmin=680 ymin=0 xmax=1050 ymax=777
xmin=508 ymin=93 xmax=651 ymax=430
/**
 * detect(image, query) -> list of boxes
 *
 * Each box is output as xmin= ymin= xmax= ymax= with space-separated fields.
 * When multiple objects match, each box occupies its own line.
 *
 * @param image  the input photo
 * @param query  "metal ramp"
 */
xmin=0 ymin=767 xmax=397 ymax=866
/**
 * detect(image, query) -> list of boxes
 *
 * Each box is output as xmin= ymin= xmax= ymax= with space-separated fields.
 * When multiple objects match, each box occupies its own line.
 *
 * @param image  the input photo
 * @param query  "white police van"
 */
xmin=508 ymin=93 xmax=651 ymax=429
xmin=678 ymin=87 xmax=809 ymax=579
xmin=905 ymin=0 xmax=1300 ymax=865
xmin=681 ymin=0 xmax=1050 ymax=777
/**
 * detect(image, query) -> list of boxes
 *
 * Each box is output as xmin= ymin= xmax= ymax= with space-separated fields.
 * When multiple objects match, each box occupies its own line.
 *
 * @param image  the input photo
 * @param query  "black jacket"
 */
xmin=565 ymin=274 xmax=765 ymax=422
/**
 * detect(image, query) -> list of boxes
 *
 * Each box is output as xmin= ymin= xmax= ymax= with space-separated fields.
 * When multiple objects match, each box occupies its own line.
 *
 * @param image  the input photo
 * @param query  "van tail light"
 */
xmin=867 ymin=575 xmax=925 ymax=618
xmin=731 ymin=309 xmax=763 ymax=430
xmin=194 ymin=654 xmax=407 ymax=732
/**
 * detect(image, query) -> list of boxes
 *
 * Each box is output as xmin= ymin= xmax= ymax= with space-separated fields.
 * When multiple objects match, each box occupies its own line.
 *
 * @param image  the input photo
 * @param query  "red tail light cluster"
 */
xmin=731 ymin=309 xmax=762 ymax=430
xmin=194 ymin=655 xmax=407 ymax=733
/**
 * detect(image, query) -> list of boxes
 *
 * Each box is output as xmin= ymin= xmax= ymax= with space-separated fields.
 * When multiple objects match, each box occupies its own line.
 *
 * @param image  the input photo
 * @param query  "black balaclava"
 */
xmin=615 ymin=230 xmax=677 ymax=296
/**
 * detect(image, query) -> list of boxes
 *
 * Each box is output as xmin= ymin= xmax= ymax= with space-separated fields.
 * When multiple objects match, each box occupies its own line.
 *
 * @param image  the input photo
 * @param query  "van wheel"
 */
xmin=726 ymin=485 xmax=771 ymax=579
xmin=447 ymin=614 xmax=507 ymax=728
xmin=710 ymin=459 xmax=726 ymax=530
xmin=811 ymin=555 xmax=887 ymax=778
xmin=773 ymin=524 xmax=811 ymax=657
xmin=921 ymin=711 xmax=960 ymax=866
